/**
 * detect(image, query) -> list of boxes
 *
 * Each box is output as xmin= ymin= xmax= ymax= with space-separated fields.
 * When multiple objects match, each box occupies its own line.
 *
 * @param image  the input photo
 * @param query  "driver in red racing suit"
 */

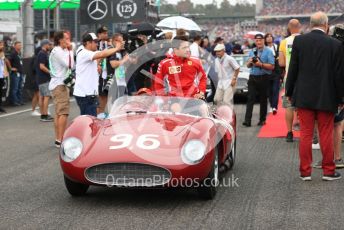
xmin=154 ymin=35 xmax=207 ymax=99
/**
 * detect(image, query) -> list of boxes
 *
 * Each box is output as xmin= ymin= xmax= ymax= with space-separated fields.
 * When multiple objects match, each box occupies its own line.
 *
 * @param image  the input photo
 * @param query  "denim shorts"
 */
xmin=75 ymin=95 xmax=99 ymax=117
xmin=282 ymin=95 xmax=295 ymax=109
xmin=39 ymin=82 xmax=51 ymax=97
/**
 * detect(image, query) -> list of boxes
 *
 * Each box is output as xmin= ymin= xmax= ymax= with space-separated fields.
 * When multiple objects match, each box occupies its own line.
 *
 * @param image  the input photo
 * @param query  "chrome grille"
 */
xmin=85 ymin=163 xmax=171 ymax=187
xmin=236 ymin=78 xmax=247 ymax=87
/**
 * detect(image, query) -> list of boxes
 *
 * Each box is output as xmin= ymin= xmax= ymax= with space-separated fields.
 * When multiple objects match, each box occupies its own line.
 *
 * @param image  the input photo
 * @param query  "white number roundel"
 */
xmin=109 ymin=134 xmax=160 ymax=150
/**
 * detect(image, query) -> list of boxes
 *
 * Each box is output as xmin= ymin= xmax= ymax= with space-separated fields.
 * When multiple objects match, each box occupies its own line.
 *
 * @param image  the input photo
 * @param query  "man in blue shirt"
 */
xmin=243 ymin=33 xmax=275 ymax=127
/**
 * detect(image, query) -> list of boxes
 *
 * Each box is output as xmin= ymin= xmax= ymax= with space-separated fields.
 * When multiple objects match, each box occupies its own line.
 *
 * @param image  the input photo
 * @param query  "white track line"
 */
xmin=0 ymin=99 xmax=75 ymax=119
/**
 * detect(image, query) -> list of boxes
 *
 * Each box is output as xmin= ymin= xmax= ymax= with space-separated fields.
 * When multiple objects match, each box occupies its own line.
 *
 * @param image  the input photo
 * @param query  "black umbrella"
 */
xmin=127 ymin=22 xmax=162 ymax=36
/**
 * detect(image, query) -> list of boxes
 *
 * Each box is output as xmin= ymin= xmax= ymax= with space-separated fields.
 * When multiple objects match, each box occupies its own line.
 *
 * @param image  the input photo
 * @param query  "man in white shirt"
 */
xmin=49 ymin=31 xmax=74 ymax=148
xmin=189 ymin=35 xmax=202 ymax=58
xmin=213 ymin=44 xmax=240 ymax=106
xmin=74 ymin=33 xmax=122 ymax=116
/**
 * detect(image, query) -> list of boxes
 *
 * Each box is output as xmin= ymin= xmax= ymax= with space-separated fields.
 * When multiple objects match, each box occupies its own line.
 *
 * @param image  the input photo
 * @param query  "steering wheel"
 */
xmin=119 ymin=100 xmax=148 ymax=112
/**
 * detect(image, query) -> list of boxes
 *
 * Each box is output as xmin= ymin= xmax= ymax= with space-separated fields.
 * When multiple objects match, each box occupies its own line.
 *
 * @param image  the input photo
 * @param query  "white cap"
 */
xmin=214 ymin=43 xmax=225 ymax=51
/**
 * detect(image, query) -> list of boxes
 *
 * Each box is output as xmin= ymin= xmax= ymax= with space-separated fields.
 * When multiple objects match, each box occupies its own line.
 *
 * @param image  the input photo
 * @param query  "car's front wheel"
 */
xmin=197 ymin=147 xmax=219 ymax=200
xmin=64 ymin=176 xmax=89 ymax=196
xmin=228 ymin=139 xmax=236 ymax=170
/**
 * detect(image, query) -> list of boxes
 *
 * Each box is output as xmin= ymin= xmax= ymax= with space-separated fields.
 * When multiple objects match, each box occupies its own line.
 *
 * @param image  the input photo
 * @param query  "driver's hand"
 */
xmin=194 ymin=93 xmax=205 ymax=100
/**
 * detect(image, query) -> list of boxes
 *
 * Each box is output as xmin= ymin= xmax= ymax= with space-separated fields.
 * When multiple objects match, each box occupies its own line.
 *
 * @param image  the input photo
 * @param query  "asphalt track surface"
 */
xmin=1 ymin=100 xmax=343 ymax=230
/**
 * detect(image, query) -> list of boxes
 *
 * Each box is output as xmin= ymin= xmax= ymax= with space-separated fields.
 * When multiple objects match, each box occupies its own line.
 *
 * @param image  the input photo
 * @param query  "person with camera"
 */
xmin=107 ymin=33 xmax=130 ymax=98
xmin=49 ymin=31 xmax=74 ymax=148
xmin=243 ymin=33 xmax=275 ymax=127
xmin=96 ymin=26 xmax=109 ymax=114
xmin=73 ymin=33 xmax=123 ymax=117
xmin=8 ymin=41 xmax=24 ymax=106
xmin=36 ymin=39 xmax=53 ymax=122
xmin=286 ymin=12 xmax=344 ymax=181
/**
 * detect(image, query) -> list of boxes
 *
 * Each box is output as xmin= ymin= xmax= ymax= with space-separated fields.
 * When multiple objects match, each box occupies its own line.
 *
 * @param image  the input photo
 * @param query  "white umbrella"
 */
xmin=157 ymin=16 xmax=202 ymax=31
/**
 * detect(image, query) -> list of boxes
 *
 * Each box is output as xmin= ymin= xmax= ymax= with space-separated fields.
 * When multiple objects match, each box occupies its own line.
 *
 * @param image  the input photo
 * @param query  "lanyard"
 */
xmin=68 ymin=51 xmax=71 ymax=69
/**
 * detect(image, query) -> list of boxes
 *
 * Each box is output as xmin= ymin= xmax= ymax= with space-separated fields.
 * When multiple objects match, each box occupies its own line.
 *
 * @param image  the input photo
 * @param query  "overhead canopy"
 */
xmin=0 ymin=0 xmax=80 ymax=10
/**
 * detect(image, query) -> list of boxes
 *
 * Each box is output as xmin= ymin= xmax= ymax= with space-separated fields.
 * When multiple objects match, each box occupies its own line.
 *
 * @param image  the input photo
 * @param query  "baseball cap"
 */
xmin=40 ymin=39 xmax=51 ymax=47
xmin=82 ymin=33 xmax=99 ymax=43
xmin=254 ymin=33 xmax=264 ymax=39
xmin=214 ymin=43 xmax=226 ymax=51
xmin=97 ymin=26 xmax=108 ymax=34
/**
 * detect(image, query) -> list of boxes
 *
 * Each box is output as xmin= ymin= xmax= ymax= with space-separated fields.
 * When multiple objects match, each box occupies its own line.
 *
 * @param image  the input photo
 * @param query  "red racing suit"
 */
xmin=154 ymin=54 xmax=207 ymax=97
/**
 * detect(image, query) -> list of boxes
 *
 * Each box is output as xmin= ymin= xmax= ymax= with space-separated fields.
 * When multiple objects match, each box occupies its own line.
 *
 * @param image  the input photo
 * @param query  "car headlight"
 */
xmin=181 ymin=140 xmax=206 ymax=165
xmin=61 ymin=137 xmax=83 ymax=162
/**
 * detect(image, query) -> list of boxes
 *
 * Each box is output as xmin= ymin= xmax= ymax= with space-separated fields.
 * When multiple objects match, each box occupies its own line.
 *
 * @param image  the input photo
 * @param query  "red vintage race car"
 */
xmin=60 ymin=96 xmax=236 ymax=199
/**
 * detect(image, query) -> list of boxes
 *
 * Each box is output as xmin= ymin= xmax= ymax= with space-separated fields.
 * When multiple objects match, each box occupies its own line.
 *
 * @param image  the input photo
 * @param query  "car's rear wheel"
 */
xmin=64 ymin=176 xmax=89 ymax=196
xmin=197 ymin=147 xmax=219 ymax=200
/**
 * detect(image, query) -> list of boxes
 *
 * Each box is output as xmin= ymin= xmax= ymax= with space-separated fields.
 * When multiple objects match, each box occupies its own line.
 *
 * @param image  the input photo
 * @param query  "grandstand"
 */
xmin=197 ymin=0 xmax=344 ymax=44
xmin=256 ymin=0 xmax=344 ymax=18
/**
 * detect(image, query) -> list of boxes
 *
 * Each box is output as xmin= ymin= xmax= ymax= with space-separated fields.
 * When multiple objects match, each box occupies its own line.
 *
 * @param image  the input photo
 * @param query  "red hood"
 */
xmin=72 ymin=114 xmax=215 ymax=167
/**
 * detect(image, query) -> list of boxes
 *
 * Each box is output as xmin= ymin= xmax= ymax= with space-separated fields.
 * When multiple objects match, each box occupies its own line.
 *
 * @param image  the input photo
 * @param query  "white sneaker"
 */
xmin=31 ymin=110 xmax=41 ymax=116
xmin=312 ymin=143 xmax=320 ymax=150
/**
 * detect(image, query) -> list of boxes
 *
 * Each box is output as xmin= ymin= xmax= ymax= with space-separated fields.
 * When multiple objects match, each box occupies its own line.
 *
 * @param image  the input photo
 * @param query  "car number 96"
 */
xmin=109 ymin=134 xmax=160 ymax=150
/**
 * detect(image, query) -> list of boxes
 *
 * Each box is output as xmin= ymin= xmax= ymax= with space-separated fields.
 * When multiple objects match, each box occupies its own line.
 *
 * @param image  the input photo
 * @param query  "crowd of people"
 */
xmin=198 ymin=17 xmax=344 ymax=45
xmin=258 ymin=0 xmax=344 ymax=16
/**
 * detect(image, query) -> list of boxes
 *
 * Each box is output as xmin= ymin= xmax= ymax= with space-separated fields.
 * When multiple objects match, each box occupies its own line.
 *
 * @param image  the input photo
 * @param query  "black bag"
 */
xmin=270 ymin=44 xmax=282 ymax=80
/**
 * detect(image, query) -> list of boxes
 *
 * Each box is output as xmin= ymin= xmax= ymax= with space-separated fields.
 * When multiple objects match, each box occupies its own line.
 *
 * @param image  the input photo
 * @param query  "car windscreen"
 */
xmin=109 ymin=96 xmax=210 ymax=117
xmin=233 ymin=55 xmax=249 ymax=67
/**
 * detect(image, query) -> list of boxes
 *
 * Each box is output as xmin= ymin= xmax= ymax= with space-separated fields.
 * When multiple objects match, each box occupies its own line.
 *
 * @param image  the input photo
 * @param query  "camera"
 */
xmin=102 ymin=74 xmax=114 ymax=93
xmin=252 ymin=49 xmax=259 ymax=63
xmin=252 ymin=56 xmax=259 ymax=63
xmin=64 ymin=69 xmax=75 ymax=88
xmin=332 ymin=26 xmax=344 ymax=44
xmin=123 ymin=35 xmax=145 ymax=53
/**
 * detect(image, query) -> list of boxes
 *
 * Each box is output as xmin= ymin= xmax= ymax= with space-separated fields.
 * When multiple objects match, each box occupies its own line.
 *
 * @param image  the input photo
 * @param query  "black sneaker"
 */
xmin=257 ymin=120 xmax=266 ymax=126
xmin=40 ymin=115 xmax=54 ymax=122
xmin=0 ymin=107 xmax=6 ymax=113
xmin=322 ymin=172 xmax=341 ymax=181
xmin=242 ymin=121 xmax=251 ymax=127
xmin=55 ymin=140 xmax=61 ymax=148
xmin=299 ymin=175 xmax=312 ymax=181
xmin=286 ymin=131 xmax=293 ymax=142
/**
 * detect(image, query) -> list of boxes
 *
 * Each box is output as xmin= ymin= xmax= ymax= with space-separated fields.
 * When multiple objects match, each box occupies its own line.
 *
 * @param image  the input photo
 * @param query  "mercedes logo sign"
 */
xmin=87 ymin=0 xmax=108 ymax=21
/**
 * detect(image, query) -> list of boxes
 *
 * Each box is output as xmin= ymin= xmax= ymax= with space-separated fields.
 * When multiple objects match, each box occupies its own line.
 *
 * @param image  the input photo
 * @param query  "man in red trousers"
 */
xmin=286 ymin=11 xmax=344 ymax=181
